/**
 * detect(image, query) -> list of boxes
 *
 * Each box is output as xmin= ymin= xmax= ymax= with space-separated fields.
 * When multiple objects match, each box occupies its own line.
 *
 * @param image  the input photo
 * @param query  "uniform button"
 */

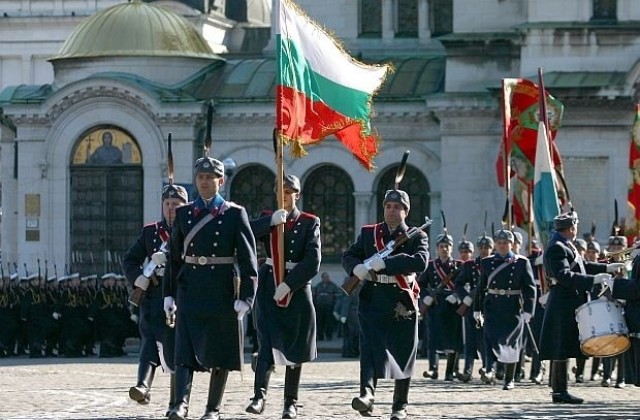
xmin=218 ymin=221 xmax=222 ymax=224
xmin=214 ymin=243 xmax=218 ymax=246
xmin=190 ymin=243 xmax=193 ymax=247
xmin=294 ymin=230 xmax=298 ymax=234
xmin=291 ymin=240 xmax=295 ymax=243
xmin=211 ymin=266 xmax=215 ymax=270
xmin=215 ymin=232 xmax=220 ymax=235
xmin=188 ymin=220 xmax=192 ymax=224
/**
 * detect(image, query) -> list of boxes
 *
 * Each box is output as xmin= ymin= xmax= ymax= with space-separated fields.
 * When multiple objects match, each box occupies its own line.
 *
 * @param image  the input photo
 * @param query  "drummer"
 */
xmin=539 ymin=211 xmax=624 ymax=404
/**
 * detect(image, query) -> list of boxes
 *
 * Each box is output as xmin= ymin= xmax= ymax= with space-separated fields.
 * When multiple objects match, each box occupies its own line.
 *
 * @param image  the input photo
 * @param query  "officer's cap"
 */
xmin=477 ymin=235 xmax=494 ymax=248
xmin=10 ymin=273 xmax=19 ymax=282
xmin=383 ymin=189 xmax=410 ymax=211
xmin=458 ymin=240 xmax=474 ymax=252
xmin=162 ymin=184 xmax=188 ymax=203
xmin=19 ymin=276 xmax=29 ymax=282
xmin=27 ymin=273 xmax=38 ymax=281
xmin=101 ymin=273 xmax=117 ymax=281
xmin=274 ymin=174 xmax=302 ymax=193
xmin=494 ymin=229 xmax=515 ymax=242
xmin=47 ymin=275 xmax=57 ymax=282
xmin=436 ymin=233 xmax=454 ymax=246
xmin=69 ymin=272 xmax=80 ymax=281
xmin=57 ymin=275 xmax=69 ymax=283
xmin=554 ymin=211 xmax=579 ymax=230
xmin=194 ymin=156 xmax=224 ymax=177
xmin=574 ymin=238 xmax=587 ymax=252
xmin=587 ymin=240 xmax=601 ymax=253
xmin=81 ymin=274 xmax=97 ymax=282
xmin=608 ymin=236 xmax=628 ymax=248
xmin=513 ymin=232 xmax=523 ymax=245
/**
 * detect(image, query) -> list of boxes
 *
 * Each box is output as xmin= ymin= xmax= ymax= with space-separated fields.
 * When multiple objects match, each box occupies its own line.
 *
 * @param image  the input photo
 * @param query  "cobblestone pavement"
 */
xmin=1 ymin=353 xmax=639 ymax=420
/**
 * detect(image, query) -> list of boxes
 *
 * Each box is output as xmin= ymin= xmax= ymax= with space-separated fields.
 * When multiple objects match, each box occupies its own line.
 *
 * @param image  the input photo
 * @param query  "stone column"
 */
xmin=418 ymin=0 xmax=431 ymax=42
xmin=353 ymin=191 xmax=374 ymax=240
xmin=382 ymin=0 xmax=394 ymax=42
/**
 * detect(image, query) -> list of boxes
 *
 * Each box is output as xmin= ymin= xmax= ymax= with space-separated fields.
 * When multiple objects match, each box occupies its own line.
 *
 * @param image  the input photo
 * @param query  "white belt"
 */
xmin=265 ymin=258 xmax=298 ymax=270
xmin=372 ymin=274 xmax=415 ymax=285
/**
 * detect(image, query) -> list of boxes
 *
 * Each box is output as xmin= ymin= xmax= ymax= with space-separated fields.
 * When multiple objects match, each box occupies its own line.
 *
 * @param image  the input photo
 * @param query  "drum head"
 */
xmin=581 ymin=334 xmax=631 ymax=358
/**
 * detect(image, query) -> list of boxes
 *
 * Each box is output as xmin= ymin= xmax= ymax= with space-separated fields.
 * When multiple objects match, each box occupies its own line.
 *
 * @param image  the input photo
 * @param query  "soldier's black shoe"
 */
xmin=551 ymin=392 xmax=583 ymax=404
xmin=351 ymin=395 xmax=374 ymax=416
xmin=531 ymin=373 xmax=543 ymax=385
xmin=495 ymin=371 xmax=505 ymax=380
xmin=601 ymin=378 xmax=611 ymax=387
xmin=246 ymin=397 xmax=266 ymax=414
xmin=615 ymin=381 xmax=626 ymax=389
xmin=502 ymin=381 xmax=515 ymax=390
xmin=390 ymin=408 xmax=408 ymax=420
xmin=456 ymin=372 xmax=471 ymax=383
xmin=168 ymin=403 xmax=189 ymax=420
xmin=444 ymin=373 xmax=454 ymax=381
xmin=199 ymin=410 xmax=220 ymax=420
xmin=422 ymin=370 xmax=438 ymax=380
xmin=480 ymin=370 xmax=496 ymax=385
xmin=128 ymin=385 xmax=150 ymax=404
xmin=575 ymin=374 xmax=584 ymax=383
xmin=282 ymin=399 xmax=297 ymax=419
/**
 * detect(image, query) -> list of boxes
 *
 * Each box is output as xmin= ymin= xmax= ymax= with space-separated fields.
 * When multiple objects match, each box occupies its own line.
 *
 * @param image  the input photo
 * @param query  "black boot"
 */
xmin=246 ymin=361 xmax=273 ymax=414
xmin=551 ymin=360 xmax=583 ymax=404
xmin=573 ymin=358 xmax=586 ymax=383
xmin=200 ymin=368 xmax=229 ymax=420
xmin=282 ymin=365 xmax=301 ymax=419
xmin=444 ymin=353 xmax=457 ymax=381
xmin=390 ymin=378 xmax=410 ymax=420
xmin=129 ymin=363 xmax=155 ymax=404
xmin=168 ymin=366 xmax=193 ymax=420
xmin=352 ymin=369 xmax=376 ymax=416
xmin=502 ymin=363 xmax=515 ymax=390
xmin=164 ymin=373 xmax=176 ymax=417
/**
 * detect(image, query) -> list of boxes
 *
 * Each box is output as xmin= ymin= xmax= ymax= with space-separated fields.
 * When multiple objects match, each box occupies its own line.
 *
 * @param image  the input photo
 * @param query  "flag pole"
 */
xmin=273 ymin=129 xmax=285 ymax=291
xmin=501 ymin=79 xmax=512 ymax=227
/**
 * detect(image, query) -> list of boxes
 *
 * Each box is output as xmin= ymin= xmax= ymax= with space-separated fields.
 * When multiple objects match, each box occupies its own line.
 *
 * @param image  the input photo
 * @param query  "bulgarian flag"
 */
xmin=626 ymin=104 xmax=640 ymax=242
xmin=533 ymin=119 xmax=560 ymax=247
xmin=276 ymin=0 xmax=390 ymax=170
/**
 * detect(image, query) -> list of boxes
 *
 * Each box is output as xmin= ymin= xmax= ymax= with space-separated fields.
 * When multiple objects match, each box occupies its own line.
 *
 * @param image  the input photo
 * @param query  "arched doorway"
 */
xmin=303 ymin=165 xmax=355 ymax=262
xmin=376 ymin=164 xmax=430 ymax=229
xmin=69 ymin=127 xmax=143 ymax=275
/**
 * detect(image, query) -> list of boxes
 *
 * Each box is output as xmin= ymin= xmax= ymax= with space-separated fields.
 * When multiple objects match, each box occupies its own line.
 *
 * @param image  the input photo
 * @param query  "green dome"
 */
xmin=49 ymin=0 xmax=218 ymax=61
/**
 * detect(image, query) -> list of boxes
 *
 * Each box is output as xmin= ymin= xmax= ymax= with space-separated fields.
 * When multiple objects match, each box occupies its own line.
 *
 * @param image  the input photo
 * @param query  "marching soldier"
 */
xmin=122 ymin=184 xmax=188 ymax=409
xmin=0 ymin=273 xmax=19 ymax=357
xmin=525 ymin=240 xmax=545 ymax=385
xmin=245 ymin=174 xmax=321 ymax=419
xmin=581 ymin=240 xmax=603 ymax=381
xmin=454 ymin=233 xmax=493 ymax=382
xmin=44 ymin=274 xmax=61 ymax=357
xmin=540 ymin=211 xmax=623 ymax=403
xmin=58 ymin=273 xmax=93 ymax=357
xmin=89 ymin=273 xmax=127 ymax=357
xmin=420 ymin=228 xmax=463 ymax=381
xmin=21 ymin=273 xmax=51 ymax=358
xmin=165 ymin=156 xmax=258 ymax=420
xmin=342 ymin=189 xmax=429 ymax=420
xmin=473 ymin=229 xmax=536 ymax=390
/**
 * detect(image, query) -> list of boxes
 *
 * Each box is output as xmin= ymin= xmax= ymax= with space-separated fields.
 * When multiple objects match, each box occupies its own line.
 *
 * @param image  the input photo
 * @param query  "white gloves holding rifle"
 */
xmin=353 ymin=264 xmax=371 ymax=281
xmin=274 ymin=283 xmax=291 ymax=301
xmin=234 ymin=300 xmax=250 ymax=320
xmin=134 ymin=275 xmax=149 ymax=291
xmin=369 ymin=255 xmax=386 ymax=272
xmin=164 ymin=296 xmax=177 ymax=319
xmin=151 ymin=251 xmax=167 ymax=266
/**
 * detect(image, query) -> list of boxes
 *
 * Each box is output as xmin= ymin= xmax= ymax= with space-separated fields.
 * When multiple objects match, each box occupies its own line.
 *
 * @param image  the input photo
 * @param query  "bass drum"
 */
xmin=575 ymin=298 xmax=630 ymax=357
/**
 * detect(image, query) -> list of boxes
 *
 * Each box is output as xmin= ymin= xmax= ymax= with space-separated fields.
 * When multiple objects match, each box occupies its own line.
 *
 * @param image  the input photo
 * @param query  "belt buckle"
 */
xmin=499 ymin=289 xmax=506 ymax=295
xmin=198 ymin=256 xmax=207 ymax=265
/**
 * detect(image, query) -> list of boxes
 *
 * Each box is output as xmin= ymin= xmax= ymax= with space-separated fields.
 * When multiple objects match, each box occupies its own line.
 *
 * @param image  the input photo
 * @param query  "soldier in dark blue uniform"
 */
xmin=21 ymin=273 xmax=51 ymax=358
xmin=525 ymin=239 xmax=545 ymax=385
xmin=245 ymin=174 xmax=320 ymax=419
xmin=473 ymin=229 xmax=536 ymax=390
xmin=343 ymin=189 xmax=429 ymax=420
xmin=123 ymin=184 xmax=187 ymax=409
xmin=419 ymin=230 xmax=462 ymax=381
xmin=540 ymin=211 xmax=623 ymax=403
xmin=454 ymin=233 xmax=493 ymax=382
xmin=165 ymin=157 xmax=258 ymax=420
xmin=0 ymin=273 xmax=18 ymax=357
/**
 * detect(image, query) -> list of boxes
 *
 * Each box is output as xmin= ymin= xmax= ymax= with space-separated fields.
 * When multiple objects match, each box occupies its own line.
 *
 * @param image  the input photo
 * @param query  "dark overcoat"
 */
xmin=251 ymin=207 xmax=320 ymax=365
xmin=168 ymin=197 xmax=258 ymax=371
xmin=342 ymin=222 xmax=429 ymax=379
xmin=122 ymin=220 xmax=175 ymax=370
xmin=540 ymin=232 xmax=606 ymax=360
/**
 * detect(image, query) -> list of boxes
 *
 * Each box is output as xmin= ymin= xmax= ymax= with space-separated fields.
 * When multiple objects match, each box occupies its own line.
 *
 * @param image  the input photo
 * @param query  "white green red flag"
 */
xmin=276 ymin=0 xmax=390 ymax=170
xmin=626 ymin=104 xmax=640 ymax=242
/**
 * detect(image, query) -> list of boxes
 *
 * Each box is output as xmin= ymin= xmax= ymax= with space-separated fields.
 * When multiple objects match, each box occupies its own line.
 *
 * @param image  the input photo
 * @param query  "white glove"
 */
xmin=333 ymin=311 xmax=340 ymax=321
xmin=164 ymin=296 xmax=176 ymax=319
xmin=462 ymin=296 xmax=473 ymax=306
xmin=593 ymin=273 xmax=612 ymax=285
xmin=234 ymin=299 xmax=250 ymax=320
xmin=270 ymin=209 xmax=288 ymax=226
xmin=369 ymin=255 xmax=386 ymax=272
xmin=534 ymin=255 xmax=544 ymax=266
xmin=538 ymin=292 xmax=549 ymax=306
xmin=607 ymin=263 xmax=625 ymax=273
xmin=273 ymin=282 xmax=291 ymax=301
xmin=473 ymin=311 xmax=482 ymax=322
xmin=423 ymin=295 xmax=434 ymax=306
xmin=151 ymin=251 xmax=167 ymax=266
xmin=353 ymin=264 xmax=371 ymax=281
xmin=340 ymin=316 xmax=347 ymax=324
xmin=445 ymin=294 xmax=458 ymax=304
xmin=521 ymin=312 xmax=532 ymax=323
xmin=134 ymin=275 xmax=150 ymax=291
xmin=52 ymin=312 xmax=61 ymax=320
xmin=130 ymin=314 xmax=139 ymax=323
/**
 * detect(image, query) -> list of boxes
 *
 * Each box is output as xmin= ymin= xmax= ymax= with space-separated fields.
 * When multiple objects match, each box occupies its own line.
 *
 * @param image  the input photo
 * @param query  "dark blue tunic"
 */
xmin=540 ymin=232 xmax=606 ymax=360
xmin=475 ymin=252 xmax=536 ymax=363
xmin=122 ymin=220 xmax=175 ymax=370
xmin=342 ymin=222 xmax=429 ymax=379
xmin=251 ymin=207 xmax=320 ymax=365
xmin=168 ymin=197 xmax=258 ymax=371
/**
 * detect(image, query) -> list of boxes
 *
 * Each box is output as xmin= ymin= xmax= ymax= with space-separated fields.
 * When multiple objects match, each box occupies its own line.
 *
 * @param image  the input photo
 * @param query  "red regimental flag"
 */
xmin=626 ymin=104 xmax=640 ymax=243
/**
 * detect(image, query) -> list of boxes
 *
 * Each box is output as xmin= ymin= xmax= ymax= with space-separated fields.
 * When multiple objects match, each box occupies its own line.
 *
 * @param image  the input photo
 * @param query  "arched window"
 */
xmin=228 ymin=164 xmax=275 ymax=219
xmin=303 ymin=165 xmax=355 ymax=262
xmin=359 ymin=0 xmax=382 ymax=37
xmin=376 ymin=164 xmax=430 ymax=229
xmin=592 ymin=0 xmax=616 ymax=21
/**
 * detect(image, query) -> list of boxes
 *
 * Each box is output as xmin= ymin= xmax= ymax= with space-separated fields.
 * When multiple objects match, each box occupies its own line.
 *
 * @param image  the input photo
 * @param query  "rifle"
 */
xmin=419 ymin=264 xmax=462 ymax=318
xmin=342 ymin=216 xmax=433 ymax=295
xmin=128 ymin=240 xmax=168 ymax=307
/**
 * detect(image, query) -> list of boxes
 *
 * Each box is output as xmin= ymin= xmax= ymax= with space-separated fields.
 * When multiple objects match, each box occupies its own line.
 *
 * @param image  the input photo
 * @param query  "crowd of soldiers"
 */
xmin=0 ymin=270 xmax=139 ymax=359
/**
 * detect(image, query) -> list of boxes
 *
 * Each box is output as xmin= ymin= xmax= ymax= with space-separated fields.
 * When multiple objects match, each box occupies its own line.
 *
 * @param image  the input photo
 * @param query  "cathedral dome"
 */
xmin=49 ymin=0 xmax=218 ymax=61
